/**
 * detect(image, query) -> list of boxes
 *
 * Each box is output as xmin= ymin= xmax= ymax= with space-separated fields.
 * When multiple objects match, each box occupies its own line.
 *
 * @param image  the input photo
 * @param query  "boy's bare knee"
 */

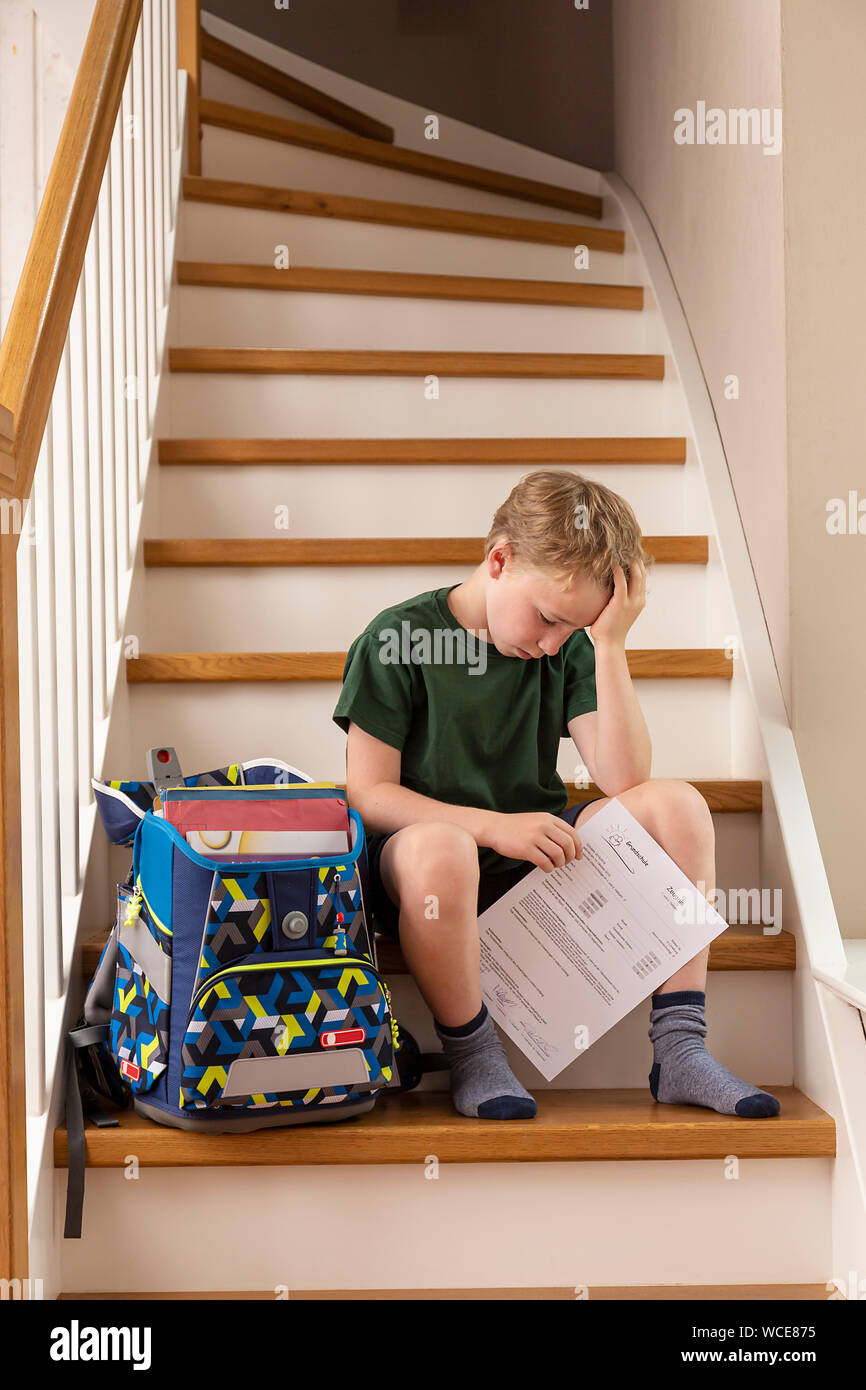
xmin=403 ymin=821 xmax=479 ymax=882
xmin=383 ymin=821 xmax=479 ymax=912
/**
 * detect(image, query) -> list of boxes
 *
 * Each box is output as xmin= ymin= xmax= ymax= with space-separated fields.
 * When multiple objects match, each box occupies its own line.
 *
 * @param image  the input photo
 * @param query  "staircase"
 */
xmin=55 ymin=14 xmax=843 ymax=1298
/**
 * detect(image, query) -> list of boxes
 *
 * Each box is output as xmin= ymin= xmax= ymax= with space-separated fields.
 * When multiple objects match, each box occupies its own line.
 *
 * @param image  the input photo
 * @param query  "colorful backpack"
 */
xmin=64 ymin=755 xmax=434 ymax=1237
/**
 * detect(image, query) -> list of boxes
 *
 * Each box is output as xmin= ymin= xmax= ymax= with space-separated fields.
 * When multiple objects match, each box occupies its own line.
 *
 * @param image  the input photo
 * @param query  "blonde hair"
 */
xmin=483 ymin=470 xmax=655 ymax=593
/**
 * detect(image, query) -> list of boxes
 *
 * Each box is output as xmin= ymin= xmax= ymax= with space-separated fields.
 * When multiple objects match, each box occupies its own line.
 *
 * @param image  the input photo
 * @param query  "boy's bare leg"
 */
xmin=378 ymin=821 xmax=537 ymax=1119
xmin=378 ymin=821 xmax=483 ymax=1026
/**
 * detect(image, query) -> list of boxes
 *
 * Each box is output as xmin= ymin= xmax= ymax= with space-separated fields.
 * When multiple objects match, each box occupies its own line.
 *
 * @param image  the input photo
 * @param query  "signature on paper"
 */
xmin=520 ymin=1024 xmax=553 ymax=1060
xmin=493 ymin=984 xmax=518 ymax=1010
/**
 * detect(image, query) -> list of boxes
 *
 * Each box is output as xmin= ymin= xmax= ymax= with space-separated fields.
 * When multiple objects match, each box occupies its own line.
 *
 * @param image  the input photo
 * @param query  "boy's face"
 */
xmin=485 ymin=548 xmax=611 ymax=659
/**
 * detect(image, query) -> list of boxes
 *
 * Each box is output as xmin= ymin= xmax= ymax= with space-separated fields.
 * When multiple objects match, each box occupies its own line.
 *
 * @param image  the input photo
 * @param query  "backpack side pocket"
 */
xmin=110 ymin=885 xmax=171 ymax=1092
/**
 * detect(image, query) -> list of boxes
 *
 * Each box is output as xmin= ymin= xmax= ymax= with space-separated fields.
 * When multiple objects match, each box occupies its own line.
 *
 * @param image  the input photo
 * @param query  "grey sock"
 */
xmin=648 ymin=993 xmax=780 ymax=1118
xmin=434 ymin=1006 xmax=537 ymax=1120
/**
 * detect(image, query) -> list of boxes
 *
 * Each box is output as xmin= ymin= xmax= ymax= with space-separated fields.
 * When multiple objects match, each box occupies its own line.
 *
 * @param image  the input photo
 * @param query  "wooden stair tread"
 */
xmin=175 ymin=261 xmax=643 ymax=309
xmin=80 ymin=924 xmax=794 ymax=981
xmin=53 ymin=1087 xmax=833 ymax=1167
xmin=125 ymin=650 xmax=732 ymax=682
xmin=59 ymin=1283 xmax=834 ymax=1299
xmin=157 ymin=437 xmax=687 ymax=465
xmin=168 ymin=348 xmax=666 ymax=379
xmin=378 ymin=925 xmax=796 ymax=976
xmin=199 ymin=99 xmax=604 ymax=218
xmin=183 ymin=175 xmax=623 ymax=251
xmin=200 ymin=29 xmax=395 ymax=145
xmin=85 ymin=780 xmax=761 ymax=811
xmin=143 ymin=536 xmax=708 ymax=567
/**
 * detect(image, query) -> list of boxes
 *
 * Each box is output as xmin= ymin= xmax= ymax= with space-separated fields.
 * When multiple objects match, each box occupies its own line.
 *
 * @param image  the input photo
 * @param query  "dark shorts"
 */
xmin=363 ymin=800 xmax=597 ymax=944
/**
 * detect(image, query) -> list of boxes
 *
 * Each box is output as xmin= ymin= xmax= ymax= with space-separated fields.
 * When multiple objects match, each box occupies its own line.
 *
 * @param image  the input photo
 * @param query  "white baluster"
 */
xmin=129 ymin=27 xmax=147 ymax=547
xmin=70 ymin=271 xmax=94 ymax=852
xmin=88 ymin=193 xmax=109 ymax=722
xmin=52 ymin=341 xmax=80 ymax=904
xmin=33 ymin=412 xmax=63 ymax=999
xmin=105 ymin=120 xmax=123 ymax=643
xmin=165 ymin=0 xmax=176 ymax=238
xmin=152 ymin=0 xmax=167 ymax=315
xmin=143 ymin=0 xmax=157 ymax=440
xmin=18 ymin=482 xmax=45 ymax=1115
xmin=168 ymin=0 xmax=179 ymax=163
xmin=120 ymin=77 xmax=137 ymax=574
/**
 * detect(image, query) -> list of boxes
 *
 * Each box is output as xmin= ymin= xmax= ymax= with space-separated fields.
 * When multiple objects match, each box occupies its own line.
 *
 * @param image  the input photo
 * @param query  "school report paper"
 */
xmin=476 ymin=798 xmax=729 ymax=1081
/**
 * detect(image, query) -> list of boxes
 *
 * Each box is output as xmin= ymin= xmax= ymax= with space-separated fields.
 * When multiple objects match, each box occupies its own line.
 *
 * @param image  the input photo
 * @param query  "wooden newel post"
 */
xmin=177 ymin=0 xmax=202 ymax=176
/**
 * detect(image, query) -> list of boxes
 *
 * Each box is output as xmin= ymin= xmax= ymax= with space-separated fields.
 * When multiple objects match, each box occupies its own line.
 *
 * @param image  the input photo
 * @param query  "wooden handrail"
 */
xmin=178 ymin=0 xmax=201 ymax=176
xmin=0 ymin=0 xmax=142 ymax=502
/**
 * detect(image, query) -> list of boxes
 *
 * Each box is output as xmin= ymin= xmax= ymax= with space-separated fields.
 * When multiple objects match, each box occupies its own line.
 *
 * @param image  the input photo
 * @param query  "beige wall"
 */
xmin=613 ymin=0 xmax=789 ymax=704
xmin=613 ymin=0 xmax=866 ymax=936
xmin=777 ymin=0 xmax=866 ymax=938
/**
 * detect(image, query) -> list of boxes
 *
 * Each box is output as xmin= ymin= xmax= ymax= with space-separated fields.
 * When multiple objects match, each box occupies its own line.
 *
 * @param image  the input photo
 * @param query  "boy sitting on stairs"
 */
xmin=332 ymin=469 xmax=780 ymax=1122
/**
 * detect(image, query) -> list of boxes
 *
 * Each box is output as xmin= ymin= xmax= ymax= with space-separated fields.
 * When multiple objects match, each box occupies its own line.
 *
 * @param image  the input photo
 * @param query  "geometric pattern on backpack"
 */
xmin=192 ymin=870 xmax=272 ymax=999
xmin=109 ymin=939 xmax=169 ymax=1092
xmin=180 ymin=962 xmax=391 ymax=1111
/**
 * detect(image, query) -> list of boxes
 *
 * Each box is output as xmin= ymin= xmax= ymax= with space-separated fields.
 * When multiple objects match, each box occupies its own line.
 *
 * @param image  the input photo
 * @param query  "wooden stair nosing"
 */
xmin=200 ymin=29 xmax=395 ymax=145
xmin=80 ymin=925 xmax=795 ymax=983
xmin=56 ymin=1284 xmax=837 ymax=1300
xmin=375 ymin=926 xmax=796 ymax=974
xmin=182 ymin=175 xmax=624 ymax=251
xmin=167 ymin=348 xmax=666 ymax=380
xmin=198 ymin=98 xmax=604 ymax=219
xmin=142 ymin=536 xmax=709 ymax=567
xmin=157 ymin=437 xmax=688 ymax=466
xmin=52 ymin=1087 xmax=834 ymax=1168
xmin=125 ymin=650 xmax=732 ymax=684
xmin=175 ymin=261 xmax=644 ymax=310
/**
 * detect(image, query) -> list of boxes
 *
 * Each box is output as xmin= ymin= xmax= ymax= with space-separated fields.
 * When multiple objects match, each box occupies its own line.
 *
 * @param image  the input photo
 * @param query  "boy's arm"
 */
xmin=345 ymin=721 xmax=498 ymax=848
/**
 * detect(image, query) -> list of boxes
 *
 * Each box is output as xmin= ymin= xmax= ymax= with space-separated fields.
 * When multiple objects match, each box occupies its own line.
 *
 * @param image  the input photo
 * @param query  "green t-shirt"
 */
xmin=332 ymin=583 xmax=597 ymax=874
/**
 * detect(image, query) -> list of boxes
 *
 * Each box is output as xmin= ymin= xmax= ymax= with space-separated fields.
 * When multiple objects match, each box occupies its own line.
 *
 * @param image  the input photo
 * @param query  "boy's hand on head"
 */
xmin=589 ymin=558 xmax=647 ymax=646
xmin=487 ymin=812 xmax=584 ymax=873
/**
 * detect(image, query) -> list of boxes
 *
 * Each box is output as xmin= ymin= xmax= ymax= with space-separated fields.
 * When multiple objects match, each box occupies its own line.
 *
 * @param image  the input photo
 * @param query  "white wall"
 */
xmin=613 ymin=0 xmax=866 ymax=939
xmin=0 ymin=1 xmax=94 ymax=342
xmin=612 ymin=0 xmax=788 ymax=706
xmin=776 ymin=0 xmax=866 ymax=939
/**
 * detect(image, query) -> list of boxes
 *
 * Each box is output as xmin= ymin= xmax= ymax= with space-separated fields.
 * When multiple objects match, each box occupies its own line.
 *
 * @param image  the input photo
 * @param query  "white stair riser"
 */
xmin=140 ymin=565 xmax=710 ymax=648
xmin=166 ymin=376 xmax=687 ymax=436
xmin=121 ymin=681 xmax=739 ymax=782
xmin=201 ymin=126 xmax=620 ymax=231
xmin=151 ymin=461 xmax=692 ymax=539
xmin=57 ymin=1157 xmax=829 ymax=1292
xmin=391 ymin=968 xmax=793 ymax=1091
xmin=172 ymin=285 xmax=654 ymax=355
xmin=179 ymin=201 xmax=629 ymax=285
